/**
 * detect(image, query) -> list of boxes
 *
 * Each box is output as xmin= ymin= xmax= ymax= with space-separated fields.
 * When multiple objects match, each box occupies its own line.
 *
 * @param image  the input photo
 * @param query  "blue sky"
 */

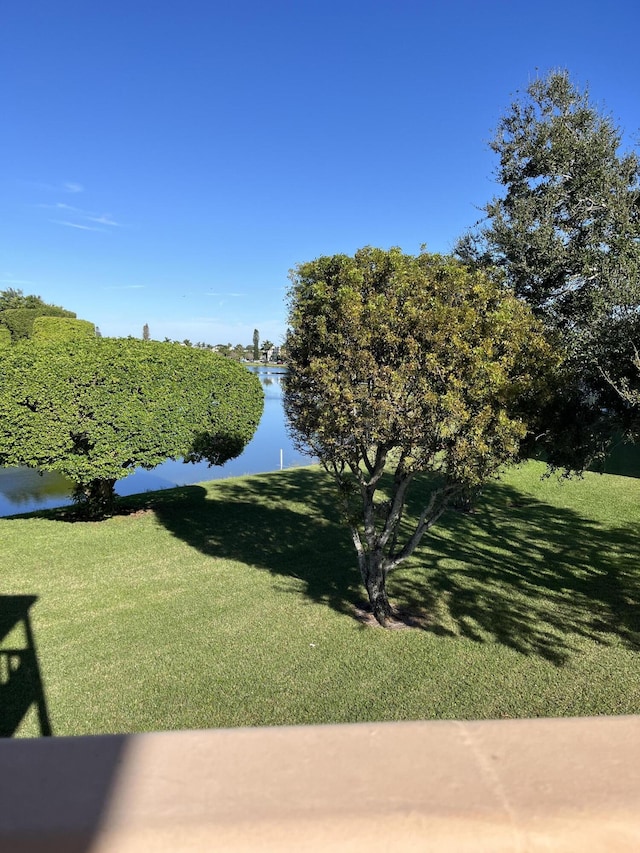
xmin=2 ymin=0 xmax=639 ymax=346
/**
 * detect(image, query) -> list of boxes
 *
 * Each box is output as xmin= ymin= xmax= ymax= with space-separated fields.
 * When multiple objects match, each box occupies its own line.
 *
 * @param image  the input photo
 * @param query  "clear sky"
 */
xmin=2 ymin=0 xmax=639 ymax=346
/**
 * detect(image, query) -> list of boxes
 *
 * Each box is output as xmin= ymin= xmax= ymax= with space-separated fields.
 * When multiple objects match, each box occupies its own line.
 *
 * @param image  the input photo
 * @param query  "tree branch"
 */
xmin=387 ymin=482 xmax=461 ymax=570
xmin=378 ymin=469 xmax=413 ymax=552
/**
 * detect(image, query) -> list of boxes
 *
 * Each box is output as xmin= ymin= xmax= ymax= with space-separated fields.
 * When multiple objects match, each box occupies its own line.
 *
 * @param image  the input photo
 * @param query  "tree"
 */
xmin=261 ymin=340 xmax=274 ymax=362
xmin=0 ymin=288 xmax=53 ymax=311
xmin=0 ymin=339 xmax=264 ymax=517
xmin=253 ymin=328 xmax=260 ymax=361
xmin=285 ymin=247 xmax=556 ymax=625
xmin=143 ymin=323 xmax=150 ymax=341
xmin=456 ymin=70 xmax=640 ymax=464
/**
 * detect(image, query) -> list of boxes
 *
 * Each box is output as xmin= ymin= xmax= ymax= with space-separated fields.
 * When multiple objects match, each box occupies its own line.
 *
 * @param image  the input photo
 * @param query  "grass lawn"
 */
xmin=1 ymin=460 xmax=639 ymax=737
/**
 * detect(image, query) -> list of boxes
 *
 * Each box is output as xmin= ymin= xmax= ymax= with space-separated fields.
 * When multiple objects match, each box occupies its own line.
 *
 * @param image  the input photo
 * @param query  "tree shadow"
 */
xmin=151 ymin=468 xmax=640 ymax=665
xmin=151 ymin=471 xmax=363 ymax=619
xmin=393 ymin=477 xmax=640 ymax=664
xmin=0 ymin=595 xmax=52 ymax=737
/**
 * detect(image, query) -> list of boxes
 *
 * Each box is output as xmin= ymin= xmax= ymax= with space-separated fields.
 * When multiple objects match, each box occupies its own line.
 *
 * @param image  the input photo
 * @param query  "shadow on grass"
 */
xmin=150 ymin=469 xmax=362 ymax=620
xmin=0 ymin=595 xmax=52 ymax=737
xmin=394 ymin=476 xmax=640 ymax=664
xmin=148 ymin=467 xmax=640 ymax=665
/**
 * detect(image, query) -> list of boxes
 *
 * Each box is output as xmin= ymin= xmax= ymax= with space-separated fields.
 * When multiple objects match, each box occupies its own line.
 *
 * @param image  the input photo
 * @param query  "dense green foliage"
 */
xmin=0 ymin=305 xmax=77 ymax=341
xmin=285 ymin=247 xmax=556 ymax=624
xmin=0 ymin=287 xmax=80 ymax=341
xmin=0 ymin=327 xmax=10 ymax=348
xmin=0 ymin=339 xmax=263 ymax=516
xmin=457 ymin=70 xmax=640 ymax=463
xmin=0 ymin=288 xmax=61 ymax=311
xmin=31 ymin=316 xmax=96 ymax=341
xmin=3 ymin=462 xmax=638 ymax=737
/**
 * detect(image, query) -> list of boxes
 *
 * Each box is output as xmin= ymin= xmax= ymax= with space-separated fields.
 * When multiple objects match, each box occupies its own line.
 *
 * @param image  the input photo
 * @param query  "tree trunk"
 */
xmin=363 ymin=553 xmax=392 ymax=627
xmin=73 ymin=478 xmax=117 ymax=519
xmin=344 ymin=470 xmax=457 ymax=628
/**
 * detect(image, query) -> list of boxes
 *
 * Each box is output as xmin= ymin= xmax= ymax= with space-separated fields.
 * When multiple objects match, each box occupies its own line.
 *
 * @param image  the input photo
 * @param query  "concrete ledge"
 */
xmin=1 ymin=716 xmax=640 ymax=851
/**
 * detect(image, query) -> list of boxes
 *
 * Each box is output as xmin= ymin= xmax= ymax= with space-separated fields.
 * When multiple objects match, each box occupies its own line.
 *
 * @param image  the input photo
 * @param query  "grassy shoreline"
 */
xmin=2 ymin=461 xmax=639 ymax=737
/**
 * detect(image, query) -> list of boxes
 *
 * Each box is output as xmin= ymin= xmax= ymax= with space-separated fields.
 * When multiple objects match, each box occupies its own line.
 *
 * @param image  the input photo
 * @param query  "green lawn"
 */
xmin=1 ymin=460 xmax=639 ymax=737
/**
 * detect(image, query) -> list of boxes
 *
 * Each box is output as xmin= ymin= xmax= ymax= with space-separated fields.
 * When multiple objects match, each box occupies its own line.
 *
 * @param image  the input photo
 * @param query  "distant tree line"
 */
xmin=149 ymin=325 xmax=285 ymax=362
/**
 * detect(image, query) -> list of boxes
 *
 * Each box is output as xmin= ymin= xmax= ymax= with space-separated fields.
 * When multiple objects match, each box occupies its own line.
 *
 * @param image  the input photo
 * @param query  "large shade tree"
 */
xmin=0 ymin=338 xmax=264 ymax=516
xmin=285 ymin=247 xmax=556 ymax=625
xmin=456 ymin=70 xmax=640 ymax=462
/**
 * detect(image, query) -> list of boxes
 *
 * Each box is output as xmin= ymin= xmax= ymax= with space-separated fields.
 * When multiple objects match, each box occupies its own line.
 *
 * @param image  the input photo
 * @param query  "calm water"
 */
xmin=0 ymin=366 xmax=313 ymax=517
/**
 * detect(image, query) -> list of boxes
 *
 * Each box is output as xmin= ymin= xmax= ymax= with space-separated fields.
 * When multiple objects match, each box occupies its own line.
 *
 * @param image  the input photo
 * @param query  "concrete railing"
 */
xmin=2 ymin=716 xmax=640 ymax=851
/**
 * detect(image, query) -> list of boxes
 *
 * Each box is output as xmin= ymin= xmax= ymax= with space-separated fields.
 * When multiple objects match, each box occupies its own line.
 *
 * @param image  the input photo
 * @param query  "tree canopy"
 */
xmin=285 ymin=247 xmax=556 ymax=624
xmin=457 ymin=69 xmax=640 ymax=461
xmin=0 ymin=338 xmax=264 ymax=516
xmin=0 ymin=288 xmax=53 ymax=311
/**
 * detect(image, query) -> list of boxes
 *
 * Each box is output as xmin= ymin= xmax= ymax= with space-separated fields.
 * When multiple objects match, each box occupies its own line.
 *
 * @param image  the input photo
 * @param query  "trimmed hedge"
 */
xmin=0 ymin=338 xmax=264 ymax=516
xmin=32 ymin=316 xmax=96 ymax=341
xmin=0 ymin=306 xmax=76 ymax=340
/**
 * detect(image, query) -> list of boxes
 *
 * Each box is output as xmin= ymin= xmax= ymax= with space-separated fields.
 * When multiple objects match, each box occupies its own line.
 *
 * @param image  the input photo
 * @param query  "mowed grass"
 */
xmin=2 ymin=459 xmax=639 ymax=737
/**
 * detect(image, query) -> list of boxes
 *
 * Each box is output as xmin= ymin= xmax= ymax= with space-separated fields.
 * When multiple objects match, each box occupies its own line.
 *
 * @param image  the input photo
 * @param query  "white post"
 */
xmin=280 ymin=449 xmax=283 ymax=471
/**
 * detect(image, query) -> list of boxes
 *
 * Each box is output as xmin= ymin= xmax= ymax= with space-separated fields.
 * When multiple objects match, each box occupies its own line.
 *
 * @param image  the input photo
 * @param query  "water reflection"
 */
xmin=0 ymin=467 xmax=72 ymax=509
xmin=0 ymin=366 xmax=312 ymax=517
